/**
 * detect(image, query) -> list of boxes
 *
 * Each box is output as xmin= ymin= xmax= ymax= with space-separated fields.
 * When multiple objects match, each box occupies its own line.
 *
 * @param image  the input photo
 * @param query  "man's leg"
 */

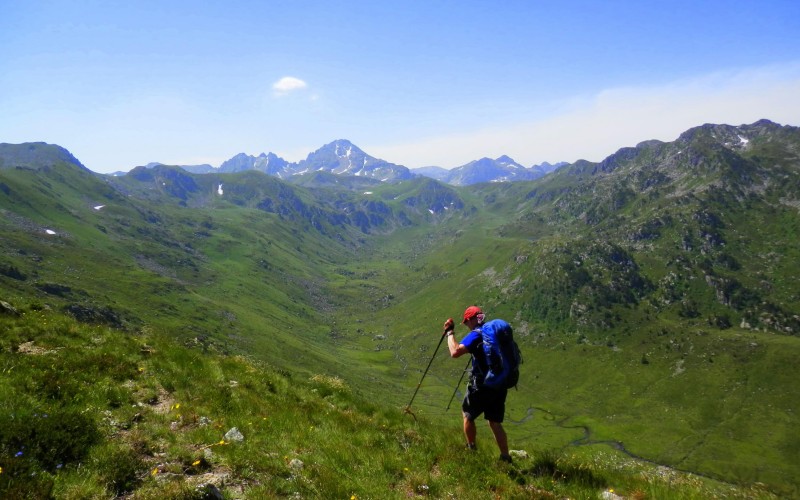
xmin=488 ymin=420 xmax=509 ymax=456
xmin=463 ymin=414 xmax=477 ymax=448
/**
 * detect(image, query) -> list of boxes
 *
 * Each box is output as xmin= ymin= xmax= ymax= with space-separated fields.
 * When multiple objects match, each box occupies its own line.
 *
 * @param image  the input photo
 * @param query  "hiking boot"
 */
xmin=499 ymin=453 xmax=513 ymax=463
xmin=466 ymin=443 xmax=477 ymax=451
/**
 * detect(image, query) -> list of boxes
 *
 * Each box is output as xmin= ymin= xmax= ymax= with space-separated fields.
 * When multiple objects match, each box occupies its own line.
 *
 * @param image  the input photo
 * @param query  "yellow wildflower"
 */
xmin=151 ymin=467 xmax=159 ymax=476
xmin=192 ymin=460 xmax=201 ymax=466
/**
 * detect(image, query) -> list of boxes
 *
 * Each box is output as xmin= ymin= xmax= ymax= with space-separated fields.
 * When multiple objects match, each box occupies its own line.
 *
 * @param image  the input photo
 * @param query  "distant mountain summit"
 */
xmin=147 ymin=162 xmax=216 ymax=174
xmin=414 ymin=156 xmax=565 ymax=186
xmin=218 ymin=153 xmax=257 ymax=173
xmin=219 ymin=152 xmax=291 ymax=176
xmin=529 ymin=161 xmax=565 ymax=177
xmin=411 ymin=165 xmax=450 ymax=182
xmin=142 ymin=140 xmax=413 ymax=183
xmin=294 ymin=140 xmax=414 ymax=182
xmin=447 ymin=155 xmax=528 ymax=185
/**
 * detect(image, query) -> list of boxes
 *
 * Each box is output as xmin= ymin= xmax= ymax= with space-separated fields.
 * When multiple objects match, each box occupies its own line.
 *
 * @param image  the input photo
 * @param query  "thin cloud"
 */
xmin=368 ymin=63 xmax=800 ymax=168
xmin=272 ymin=76 xmax=308 ymax=97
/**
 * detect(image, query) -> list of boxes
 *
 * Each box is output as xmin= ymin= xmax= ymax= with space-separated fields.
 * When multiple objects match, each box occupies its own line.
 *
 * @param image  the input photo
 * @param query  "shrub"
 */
xmin=0 ymin=406 xmax=99 ymax=472
xmin=89 ymin=444 xmax=144 ymax=495
xmin=0 ymin=457 xmax=54 ymax=499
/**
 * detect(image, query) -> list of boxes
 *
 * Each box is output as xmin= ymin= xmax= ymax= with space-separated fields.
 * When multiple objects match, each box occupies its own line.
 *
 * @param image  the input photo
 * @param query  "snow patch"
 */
xmin=45 ymin=229 xmax=56 ymax=235
xmin=428 ymin=209 xmax=435 ymax=214
xmin=363 ymin=191 xmax=373 ymax=195
xmin=738 ymin=135 xmax=750 ymax=145
xmin=93 ymin=205 xmax=105 ymax=210
xmin=217 ymin=184 xmax=224 ymax=195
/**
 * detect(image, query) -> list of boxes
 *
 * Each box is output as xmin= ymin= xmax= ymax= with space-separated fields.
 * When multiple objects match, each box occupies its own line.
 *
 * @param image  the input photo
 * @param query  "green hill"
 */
xmin=1 ymin=120 xmax=799 ymax=498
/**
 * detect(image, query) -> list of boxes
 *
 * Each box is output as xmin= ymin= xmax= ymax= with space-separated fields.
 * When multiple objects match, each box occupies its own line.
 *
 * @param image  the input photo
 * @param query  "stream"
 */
xmin=508 ymin=405 xmax=654 ymax=463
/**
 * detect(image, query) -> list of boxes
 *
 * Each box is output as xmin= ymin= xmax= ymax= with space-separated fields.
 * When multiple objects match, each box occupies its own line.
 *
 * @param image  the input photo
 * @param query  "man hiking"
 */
xmin=443 ymin=306 xmax=513 ymax=463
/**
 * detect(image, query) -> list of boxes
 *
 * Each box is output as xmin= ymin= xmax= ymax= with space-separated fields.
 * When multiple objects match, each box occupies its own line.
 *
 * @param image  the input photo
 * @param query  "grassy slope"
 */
xmin=0 ymin=164 xmax=351 ymax=369
xmin=0 ymin=310 xmax=774 ymax=499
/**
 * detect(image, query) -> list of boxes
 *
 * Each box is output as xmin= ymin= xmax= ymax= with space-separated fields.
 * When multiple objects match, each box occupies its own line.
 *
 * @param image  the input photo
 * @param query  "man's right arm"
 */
xmin=446 ymin=329 xmax=470 ymax=358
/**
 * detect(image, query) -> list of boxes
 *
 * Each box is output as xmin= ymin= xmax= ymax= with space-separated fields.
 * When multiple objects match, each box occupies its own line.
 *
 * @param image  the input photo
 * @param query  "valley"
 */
xmin=2 ymin=120 xmax=799 ymax=497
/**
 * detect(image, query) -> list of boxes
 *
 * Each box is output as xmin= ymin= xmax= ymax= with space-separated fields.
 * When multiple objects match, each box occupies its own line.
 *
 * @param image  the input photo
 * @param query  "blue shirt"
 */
xmin=460 ymin=328 xmax=488 ymax=382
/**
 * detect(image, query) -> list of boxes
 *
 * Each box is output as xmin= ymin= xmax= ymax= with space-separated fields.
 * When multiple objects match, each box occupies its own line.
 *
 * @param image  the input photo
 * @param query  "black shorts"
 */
xmin=462 ymin=382 xmax=507 ymax=423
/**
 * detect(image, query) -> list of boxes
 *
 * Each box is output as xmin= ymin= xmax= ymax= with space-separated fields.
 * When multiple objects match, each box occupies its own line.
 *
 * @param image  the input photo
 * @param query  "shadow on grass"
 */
xmin=510 ymin=449 xmax=608 ymax=490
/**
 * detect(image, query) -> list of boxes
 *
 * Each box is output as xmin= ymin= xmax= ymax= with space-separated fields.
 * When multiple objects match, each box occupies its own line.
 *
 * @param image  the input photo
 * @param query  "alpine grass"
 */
xmin=0 ymin=309 xmax=778 ymax=499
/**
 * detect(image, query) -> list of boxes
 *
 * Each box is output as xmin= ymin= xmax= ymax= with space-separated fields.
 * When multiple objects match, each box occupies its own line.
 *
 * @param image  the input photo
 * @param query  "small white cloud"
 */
xmin=272 ymin=76 xmax=308 ymax=96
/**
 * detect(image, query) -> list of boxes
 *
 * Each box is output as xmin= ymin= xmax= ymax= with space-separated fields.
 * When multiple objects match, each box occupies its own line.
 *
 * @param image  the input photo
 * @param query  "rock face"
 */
xmin=0 ymin=300 xmax=20 ymax=316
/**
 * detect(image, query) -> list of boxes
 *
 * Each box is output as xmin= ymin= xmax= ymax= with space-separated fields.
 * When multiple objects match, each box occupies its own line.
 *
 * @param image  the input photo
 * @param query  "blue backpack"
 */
xmin=478 ymin=319 xmax=522 ymax=389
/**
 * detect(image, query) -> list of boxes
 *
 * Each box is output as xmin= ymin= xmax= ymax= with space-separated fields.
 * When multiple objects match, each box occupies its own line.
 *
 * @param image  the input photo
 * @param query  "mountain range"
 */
xmin=2 ymin=119 xmax=800 ymax=497
xmin=139 ymin=138 xmax=565 ymax=186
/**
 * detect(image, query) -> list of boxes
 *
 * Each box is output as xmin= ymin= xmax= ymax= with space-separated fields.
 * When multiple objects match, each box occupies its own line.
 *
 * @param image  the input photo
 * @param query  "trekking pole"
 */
xmin=446 ymin=357 xmax=472 ymax=411
xmin=404 ymin=322 xmax=450 ymax=420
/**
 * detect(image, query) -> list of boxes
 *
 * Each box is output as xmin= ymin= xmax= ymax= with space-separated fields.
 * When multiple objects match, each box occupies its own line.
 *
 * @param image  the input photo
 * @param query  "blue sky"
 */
xmin=2 ymin=1 xmax=799 ymax=173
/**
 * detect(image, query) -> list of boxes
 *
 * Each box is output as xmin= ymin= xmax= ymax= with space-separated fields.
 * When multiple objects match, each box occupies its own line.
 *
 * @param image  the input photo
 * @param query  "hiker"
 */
xmin=443 ymin=306 xmax=512 ymax=463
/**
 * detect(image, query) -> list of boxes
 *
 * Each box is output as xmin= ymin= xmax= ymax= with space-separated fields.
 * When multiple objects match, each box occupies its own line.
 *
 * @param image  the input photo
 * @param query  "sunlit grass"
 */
xmin=0 ymin=310 xmax=778 ymax=498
